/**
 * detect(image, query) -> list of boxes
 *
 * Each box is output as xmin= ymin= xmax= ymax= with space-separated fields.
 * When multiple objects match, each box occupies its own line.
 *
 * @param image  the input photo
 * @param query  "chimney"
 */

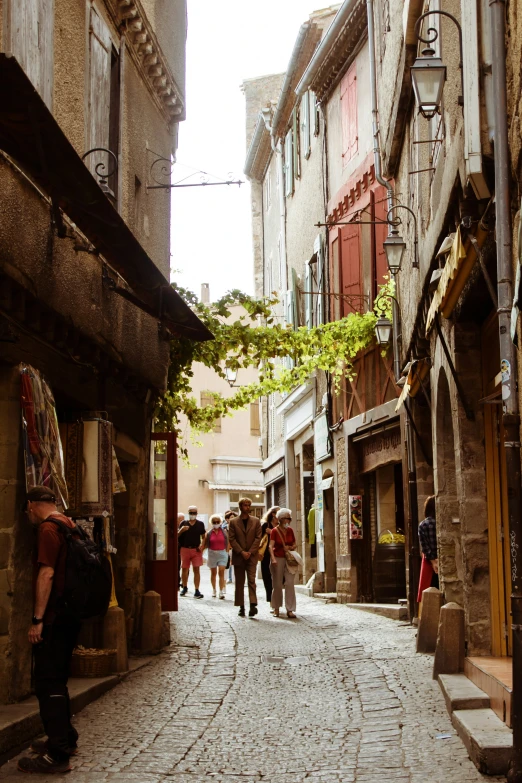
xmin=201 ymin=283 xmax=210 ymax=304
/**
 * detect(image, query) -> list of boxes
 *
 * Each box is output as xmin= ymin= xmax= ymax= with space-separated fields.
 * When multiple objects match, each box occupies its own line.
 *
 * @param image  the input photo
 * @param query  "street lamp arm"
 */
xmin=386 ymin=205 xmax=419 ymax=268
xmin=374 ymin=291 xmax=399 ymax=314
xmin=414 ymin=10 xmax=464 ymax=100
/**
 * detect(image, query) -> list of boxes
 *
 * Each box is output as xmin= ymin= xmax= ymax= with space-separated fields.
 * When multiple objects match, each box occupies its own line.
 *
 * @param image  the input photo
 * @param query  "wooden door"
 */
xmin=145 ymin=433 xmax=178 ymax=612
xmin=482 ymin=314 xmax=511 ymax=656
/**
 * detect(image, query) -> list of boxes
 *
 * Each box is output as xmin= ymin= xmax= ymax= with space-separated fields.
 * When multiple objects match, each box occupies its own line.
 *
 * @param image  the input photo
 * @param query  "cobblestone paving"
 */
xmin=0 ymin=576 xmax=505 ymax=782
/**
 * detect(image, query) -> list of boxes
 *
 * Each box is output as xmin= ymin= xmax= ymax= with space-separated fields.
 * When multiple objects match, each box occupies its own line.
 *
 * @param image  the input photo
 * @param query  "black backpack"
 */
xmin=47 ymin=517 xmax=112 ymax=620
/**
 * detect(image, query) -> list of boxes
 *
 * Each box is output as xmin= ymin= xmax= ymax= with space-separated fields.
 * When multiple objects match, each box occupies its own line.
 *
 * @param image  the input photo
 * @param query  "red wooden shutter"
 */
xmin=373 ymin=185 xmax=389 ymax=298
xmin=341 ymin=223 xmax=362 ymax=314
xmin=340 ymin=62 xmax=358 ymax=165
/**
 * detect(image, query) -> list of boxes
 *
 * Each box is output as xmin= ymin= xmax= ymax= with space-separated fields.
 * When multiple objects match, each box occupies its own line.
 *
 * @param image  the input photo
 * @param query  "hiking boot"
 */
xmin=238 ymin=606 xmax=245 ymax=617
xmin=194 ymin=590 xmax=204 ymax=599
xmin=180 ymin=586 xmax=188 ymax=596
xmin=31 ymin=739 xmax=78 ymax=757
xmin=248 ymin=604 xmax=258 ymax=618
xmin=18 ymin=754 xmax=71 ymax=774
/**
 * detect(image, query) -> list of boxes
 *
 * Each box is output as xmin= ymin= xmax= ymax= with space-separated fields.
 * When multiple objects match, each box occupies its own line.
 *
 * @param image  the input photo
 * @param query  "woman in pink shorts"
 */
xmin=203 ymin=515 xmax=229 ymax=599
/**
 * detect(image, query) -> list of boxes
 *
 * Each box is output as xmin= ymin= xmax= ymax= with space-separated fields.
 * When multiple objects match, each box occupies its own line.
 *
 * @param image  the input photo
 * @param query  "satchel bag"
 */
xmin=275 ymin=526 xmax=299 ymax=574
xmin=258 ymin=533 xmax=269 ymax=562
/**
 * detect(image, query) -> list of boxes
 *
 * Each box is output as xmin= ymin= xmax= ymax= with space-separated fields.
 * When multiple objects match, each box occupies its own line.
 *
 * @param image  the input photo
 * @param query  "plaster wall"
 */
xmin=177 ymin=306 xmax=264 ymax=519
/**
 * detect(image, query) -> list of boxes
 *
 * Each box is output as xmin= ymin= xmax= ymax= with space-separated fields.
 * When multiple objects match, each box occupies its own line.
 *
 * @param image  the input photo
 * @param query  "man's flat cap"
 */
xmin=27 ymin=486 xmax=56 ymax=503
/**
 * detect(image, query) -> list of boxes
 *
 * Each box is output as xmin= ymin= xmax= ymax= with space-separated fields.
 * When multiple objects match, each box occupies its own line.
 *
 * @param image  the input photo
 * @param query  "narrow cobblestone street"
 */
xmin=0 ymin=577 xmax=505 ymax=782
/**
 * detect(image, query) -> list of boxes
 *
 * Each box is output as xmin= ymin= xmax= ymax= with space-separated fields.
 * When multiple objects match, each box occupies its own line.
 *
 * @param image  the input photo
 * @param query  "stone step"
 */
xmin=294 ymin=584 xmax=312 ymax=598
xmin=313 ymin=592 xmax=337 ymax=604
xmin=438 ymin=673 xmax=490 ymax=714
xmin=345 ymin=602 xmax=408 ymax=621
xmin=452 ymin=708 xmax=513 ymax=776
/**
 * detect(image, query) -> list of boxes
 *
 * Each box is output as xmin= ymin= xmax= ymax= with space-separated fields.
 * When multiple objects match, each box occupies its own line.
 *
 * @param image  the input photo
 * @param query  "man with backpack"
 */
xmin=18 ymin=485 xmax=110 ymax=774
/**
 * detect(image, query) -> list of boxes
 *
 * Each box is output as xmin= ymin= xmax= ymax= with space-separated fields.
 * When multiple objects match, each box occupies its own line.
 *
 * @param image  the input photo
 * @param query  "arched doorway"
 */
xmin=435 ymin=369 xmax=463 ymax=604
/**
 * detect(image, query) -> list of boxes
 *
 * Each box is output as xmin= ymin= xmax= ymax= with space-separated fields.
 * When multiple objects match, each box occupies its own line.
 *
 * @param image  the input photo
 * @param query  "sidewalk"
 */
xmin=0 ymin=657 xmax=153 ymax=763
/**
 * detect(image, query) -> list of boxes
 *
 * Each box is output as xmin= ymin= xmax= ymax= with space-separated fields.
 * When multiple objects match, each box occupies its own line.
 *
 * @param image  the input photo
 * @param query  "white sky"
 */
xmin=170 ymin=0 xmax=328 ymax=302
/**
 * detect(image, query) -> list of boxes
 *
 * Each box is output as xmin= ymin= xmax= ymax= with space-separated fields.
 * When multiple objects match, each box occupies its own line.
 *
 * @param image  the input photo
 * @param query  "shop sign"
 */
xmin=314 ymin=411 xmax=331 ymax=462
xmin=349 ymin=495 xmax=363 ymax=539
xmin=359 ymin=427 xmax=401 ymax=473
xmin=263 ymin=458 xmax=285 ymax=486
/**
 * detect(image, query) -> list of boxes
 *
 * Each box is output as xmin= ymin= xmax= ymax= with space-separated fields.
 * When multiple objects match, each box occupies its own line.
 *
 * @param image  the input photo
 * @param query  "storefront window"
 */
xmin=153 ymin=441 xmax=168 ymax=560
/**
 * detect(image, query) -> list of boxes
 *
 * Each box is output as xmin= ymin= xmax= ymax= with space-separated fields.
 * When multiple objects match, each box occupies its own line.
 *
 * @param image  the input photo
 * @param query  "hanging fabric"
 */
xmin=19 ymin=364 xmax=68 ymax=509
xmin=62 ymin=415 xmax=114 ymax=517
xmin=112 ymin=447 xmax=126 ymax=494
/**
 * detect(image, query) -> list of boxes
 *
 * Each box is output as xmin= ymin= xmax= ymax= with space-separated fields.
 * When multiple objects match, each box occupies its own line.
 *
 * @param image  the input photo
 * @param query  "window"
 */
xmin=86 ymin=6 xmax=120 ymax=202
xmin=284 ymin=130 xmax=294 ymax=197
xmin=250 ymin=400 xmax=260 ymax=436
xmin=312 ymin=91 xmax=320 ymax=137
xmin=200 ymin=391 xmax=221 ymax=433
xmin=8 ymin=0 xmax=54 ymax=108
xmin=301 ymin=92 xmax=311 ymax=159
xmin=340 ymin=62 xmax=358 ymax=165
xmin=314 ymin=234 xmax=325 ymax=325
xmin=293 ymin=108 xmax=301 ymax=180
xmin=304 ymin=263 xmax=313 ymax=329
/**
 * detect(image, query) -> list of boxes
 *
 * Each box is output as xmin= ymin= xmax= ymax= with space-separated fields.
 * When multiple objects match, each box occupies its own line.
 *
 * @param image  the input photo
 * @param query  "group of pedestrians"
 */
xmin=178 ymin=498 xmax=299 ymax=618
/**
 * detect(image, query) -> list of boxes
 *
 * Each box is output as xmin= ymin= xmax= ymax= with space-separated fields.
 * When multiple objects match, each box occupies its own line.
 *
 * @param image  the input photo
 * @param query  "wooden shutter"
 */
xmin=340 ymin=62 xmax=358 ymax=165
xmin=301 ymin=92 xmax=311 ymax=159
xmin=292 ymin=108 xmax=300 ymax=179
xmin=312 ymin=91 xmax=320 ymax=137
xmin=87 ymin=7 xmax=112 ymax=178
xmin=250 ymin=400 xmax=260 ymax=436
xmin=284 ymin=130 xmax=293 ymax=196
xmin=200 ymin=391 xmax=221 ymax=433
xmin=341 ymin=223 xmax=362 ymax=314
xmin=314 ymin=234 xmax=325 ymax=325
xmin=304 ymin=263 xmax=313 ymax=329
xmin=9 ymin=0 xmax=54 ymax=109
xmin=373 ymin=185 xmax=390 ymax=299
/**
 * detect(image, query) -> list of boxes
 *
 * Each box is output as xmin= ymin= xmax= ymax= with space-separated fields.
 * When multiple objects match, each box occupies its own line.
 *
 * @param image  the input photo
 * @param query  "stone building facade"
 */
xmin=0 ymin=0 xmax=209 ymax=705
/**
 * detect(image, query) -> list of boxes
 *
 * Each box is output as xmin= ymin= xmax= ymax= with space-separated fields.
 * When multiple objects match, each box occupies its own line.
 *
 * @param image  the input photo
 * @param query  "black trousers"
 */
xmin=33 ymin=614 xmax=81 ymax=761
xmin=261 ymin=555 xmax=273 ymax=602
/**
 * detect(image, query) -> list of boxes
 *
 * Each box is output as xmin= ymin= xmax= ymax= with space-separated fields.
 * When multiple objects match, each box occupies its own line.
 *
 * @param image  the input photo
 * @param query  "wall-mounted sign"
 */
xmin=358 ymin=426 xmax=401 ymax=473
xmin=314 ymin=411 xmax=332 ymax=462
xmin=263 ymin=458 xmax=285 ymax=486
xmin=349 ymin=495 xmax=363 ymax=539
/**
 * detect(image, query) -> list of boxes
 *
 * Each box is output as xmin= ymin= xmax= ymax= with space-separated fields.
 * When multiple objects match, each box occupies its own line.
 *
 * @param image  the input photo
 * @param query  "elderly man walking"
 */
xmin=228 ymin=498 xmax=262 ymax=617
xmin=178 ymin=505 xmax=206 ymax=598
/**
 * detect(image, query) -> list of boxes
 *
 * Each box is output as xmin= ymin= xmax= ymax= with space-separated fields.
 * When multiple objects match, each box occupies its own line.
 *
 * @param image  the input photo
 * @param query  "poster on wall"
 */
xmin=349 ymin=495 xmax=363 ymax=539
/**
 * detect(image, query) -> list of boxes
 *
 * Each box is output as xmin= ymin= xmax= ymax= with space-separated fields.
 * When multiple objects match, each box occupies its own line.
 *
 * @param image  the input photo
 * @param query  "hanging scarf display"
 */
xmin=20 ymin=364 xmax=69 ymax=509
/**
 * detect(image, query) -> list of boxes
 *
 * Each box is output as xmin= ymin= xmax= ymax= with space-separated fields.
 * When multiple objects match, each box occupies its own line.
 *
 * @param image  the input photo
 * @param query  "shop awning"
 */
xmin=395 ymin=358 xmax=431 ymax=412
xmin=425 ymin=225 xmax=487 ymax=334
xmin=0 ymin=55 xmax=213 ymax=342
xmin=207 ymin=483 xmax=265 ymax=494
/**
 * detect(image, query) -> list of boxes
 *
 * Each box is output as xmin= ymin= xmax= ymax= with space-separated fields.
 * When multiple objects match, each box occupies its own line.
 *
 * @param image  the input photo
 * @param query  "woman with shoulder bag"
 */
xmin=203 ymin=515 xmax=229 ymax=599
xmin=259 ymin=506 xmax=279 ymax=606
xmin=269 ymin=507 xmax=298 ymax=618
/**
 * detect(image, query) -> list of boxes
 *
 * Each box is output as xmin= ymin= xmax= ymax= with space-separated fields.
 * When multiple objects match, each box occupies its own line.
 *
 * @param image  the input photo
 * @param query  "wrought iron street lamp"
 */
xmin=411 ymin=11 xmax=464 ymax=120
xmin=375 ymin=316 xmax=393 ymax=346
xmin=411 ymin=46 xmax=446 ymax=120
xmin=225 ymin=367 xmax=239 ymax=387
xmin=383 ymin=228 xmax=406 ymax=275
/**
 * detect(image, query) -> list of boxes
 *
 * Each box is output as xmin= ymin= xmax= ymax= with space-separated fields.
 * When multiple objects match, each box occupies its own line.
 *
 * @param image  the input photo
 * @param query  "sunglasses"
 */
xmin=280 ymin=516 xmax=292 ymax=521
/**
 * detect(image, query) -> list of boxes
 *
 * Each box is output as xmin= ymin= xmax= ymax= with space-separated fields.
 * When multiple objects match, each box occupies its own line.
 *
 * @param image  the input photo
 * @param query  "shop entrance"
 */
xmin=146 ymin=432 xmax=178 ymax=611
xmin=482 ymin=314 xmax=511 ymax=656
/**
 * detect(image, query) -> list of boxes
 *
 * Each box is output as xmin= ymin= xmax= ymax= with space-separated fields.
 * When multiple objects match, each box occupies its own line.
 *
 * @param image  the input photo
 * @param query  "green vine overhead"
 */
xmin=155 ymin=282 xmax=394 ymax=457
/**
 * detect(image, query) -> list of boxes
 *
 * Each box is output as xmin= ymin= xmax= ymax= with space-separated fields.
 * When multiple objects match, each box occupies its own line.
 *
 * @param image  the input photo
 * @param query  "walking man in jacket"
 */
xmin=18 ymin=486 xmax=82 ymax=774
xmin=228 ymin=498 xmax=262 ymax=617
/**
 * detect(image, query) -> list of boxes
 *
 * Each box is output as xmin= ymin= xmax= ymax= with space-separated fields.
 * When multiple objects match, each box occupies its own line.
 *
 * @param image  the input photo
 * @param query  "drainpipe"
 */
xmin=367 ymin=0 xmax=419 ymax=619
xmin=490 ymin=2 xmax=522 ymax=780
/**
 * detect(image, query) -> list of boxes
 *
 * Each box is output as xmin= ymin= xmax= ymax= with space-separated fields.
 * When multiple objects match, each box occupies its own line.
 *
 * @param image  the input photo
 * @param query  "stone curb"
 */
xmin=0 ymin=656 xmax=155 ymax=764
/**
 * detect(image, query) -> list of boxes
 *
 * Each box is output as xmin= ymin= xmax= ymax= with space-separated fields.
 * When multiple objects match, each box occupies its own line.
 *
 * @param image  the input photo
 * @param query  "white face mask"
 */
xmin=189 ymin=512 xmax=197 ymax=518
xmin=212 ymin=523 xmax=220 ymax=528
